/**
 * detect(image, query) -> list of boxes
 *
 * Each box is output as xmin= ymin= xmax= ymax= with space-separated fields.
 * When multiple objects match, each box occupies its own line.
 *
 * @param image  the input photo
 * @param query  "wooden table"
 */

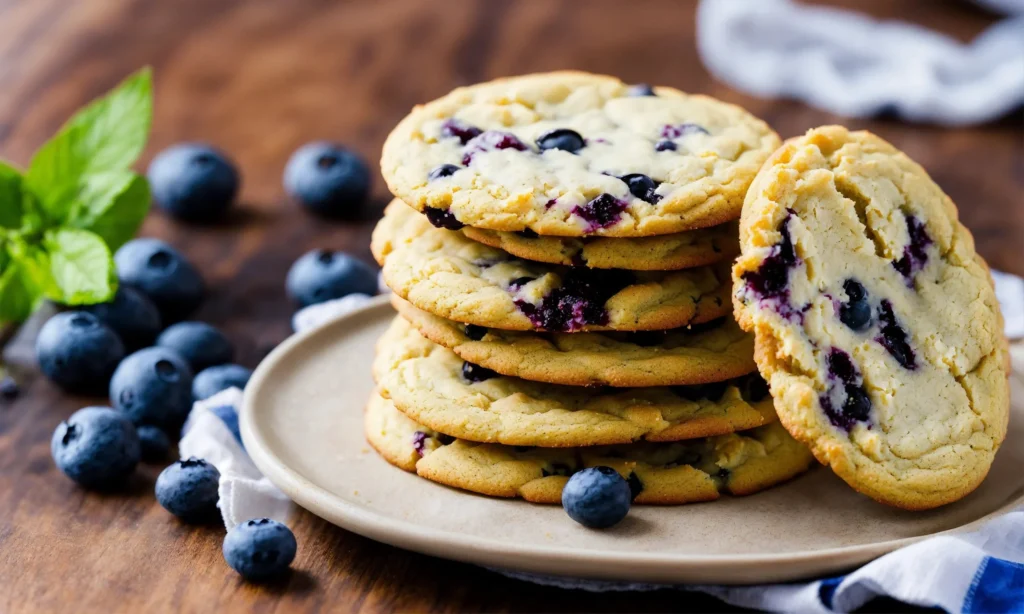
xmin=0 ymin=0 xmax=1019 ymax=611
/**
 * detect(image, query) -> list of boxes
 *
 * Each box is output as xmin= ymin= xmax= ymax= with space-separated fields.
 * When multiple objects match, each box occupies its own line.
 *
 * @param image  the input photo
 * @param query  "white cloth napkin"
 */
xmin=182 ymin=271 xmax=1024 ymax=611
xmin=696 ymin=0 xmax=1024 ymax=125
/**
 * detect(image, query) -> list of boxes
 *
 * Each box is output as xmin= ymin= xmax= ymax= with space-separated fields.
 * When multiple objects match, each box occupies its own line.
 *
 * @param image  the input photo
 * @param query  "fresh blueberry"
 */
xmin=561 ymin=466 xmax=632 ymax=529
xmin=536 ymin=129 xmax=585 ymax=154
xmin=620 ymin=174 xmax=661 ymax=204
xmin=626 ymin=84 xmax=656 ymax=97
xmin=157 ymin=321 xmax=233 ymax=373
xmin=82 ymin=286 xmax=163 ymax=351
xmin=193 ymin=364 xmax=253 ymax=400
xmin=155 ymin=457 xmax=221 ymax=523
xmin=440 ymin=119 xmax=482 ymax=145
xmin=571 ymin=193 xmax=628 ymax=231
xmin=427 ymin=164 xmax=460 ymax=181
xmin=284 ymin=142 xmax=371 ymax=219
xmin=839 ymin=279 xmax=872 ymax=332
xmin=36 ymin=312 xmax=125 ymax=395
xmin=51 ymin=407 xmax=140 ymax=489
xmin=285 ymin=249 xmax=378 ymax=308
xmin=222 ymin=518 xmax=297 ymax=581
xmin=115 ymin=238 xmax=205 ymax=324
xmin=0 ymin=375 xmax=18 ymax=400
xmin=424 ymin=207 xmax=465 ymax=230
xmin=110 ymin=347 xmax=194 ymax=431
xmin=148 ymin=143 xmax=239 ymax=222
xmin=461 ymin=361 xmax=497 ymax=383
xmin=137 ymin=425 xmax=171 ymax=463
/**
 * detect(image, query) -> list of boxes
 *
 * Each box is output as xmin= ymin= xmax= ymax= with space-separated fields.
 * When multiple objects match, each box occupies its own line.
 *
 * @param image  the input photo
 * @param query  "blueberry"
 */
xmin=561 ymin=466 xmax=632 ymax=529
xmin=741 ymin=213 xmax=798 ymax=301
xmin=461 ymin=130 xmax=528 ymax=165
xmin=839 ymin=279 xmax=872 ymax=332
xmin=193 ymin=364 xmax=253 ymax=400
xmin=157 ymin=321 xmax=233 ymax=372
xmin=51 ymin=407 xmax=140 ymax=489
xmin=876 ymin=300 xmax=916 ymax=369
xmin=222 ymin=518 xmax=297 ymax=581
xmin=285 ymin=250 xmax=378 ymax=308
xmin=137 ymin=425 xmax=171 ymax=462
xmin=661 ymin=123 xmax=710 ymax=139
xmin=427 ymin=164 xmax=460 ymax=181
xmin=571 ymin=193 xmax=628 ymax=231
xmin=626 ymin=84 xmax=656 ymax=97
xmin=461 ymin=361 xmax=497 ymax=383
xmin=155 ymin=457 xmax=220 ymax=523
xmin=655 ymin=140 xmax=677 ymax=152
xmin=892 ymin=215 xmax=932 ymax=284
xmin=513 ymin=268 xmax=633 ymax=332
xmin=820 ymin=348 xmax=872 ymax=430
xmin=82 ymin=286 xmax=163 ymax=351
xmin=36 ymin=312 xmax=125 ymax=395
xmin=440 ymin=119 xmax=482 ymax=145
xmin=0 ymin=375 xmax=18 ymax=400
xmin=536 ymin=129 xmax=585 ymax=154
xmin=110 ymin=347 xmax=194 ymax=431
xmin=284 ymin=142 xmax=371 ymax=219
xmin=424 ymin=207 xmax=465 ymax=230
xmin=148 ymin=143 xmax=239 ymax=222
xmin=115 ymin=238 xmax=205 ymax=324
xmin=620 ymin=174 xmax=661 ymax=204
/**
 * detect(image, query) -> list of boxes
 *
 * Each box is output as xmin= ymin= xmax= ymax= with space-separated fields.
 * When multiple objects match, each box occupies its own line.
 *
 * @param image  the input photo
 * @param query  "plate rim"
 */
xmin=241 ymin=296 xmax=1024 ymax=584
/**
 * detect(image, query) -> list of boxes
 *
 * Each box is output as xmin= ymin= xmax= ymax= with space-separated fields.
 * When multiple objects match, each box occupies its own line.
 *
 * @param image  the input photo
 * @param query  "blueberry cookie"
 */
xmin=461 ymin=219 xmax=739 ymax=270
xmin=375 ymin=316 xmax=776 ymax=446
xmin=373 ymin=202 xmax=731 ymax=332
xmin=381 ymin=72 xmax=780 ymax=237
xmin=394 ymin=297 xmax=756 ymax=387
xmin=732 ymin=126 xmax=1009 ymax=510
xmin=366 ymin=392 xmax=814 ymax=504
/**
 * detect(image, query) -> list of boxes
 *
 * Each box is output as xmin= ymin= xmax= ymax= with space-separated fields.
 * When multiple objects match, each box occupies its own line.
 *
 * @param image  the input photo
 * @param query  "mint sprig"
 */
xmin=0 ymin=67 xmax=152 ymax=324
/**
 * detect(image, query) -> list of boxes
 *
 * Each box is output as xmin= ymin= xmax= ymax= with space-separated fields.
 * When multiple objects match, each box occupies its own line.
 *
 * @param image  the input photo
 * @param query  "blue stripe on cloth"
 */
xmin=818 ymin=575 xmax=846 ymax=609
xmin=963 ymin=557 xmax=1024 ymax=614
xmin=209 ymin=404 xmax=245 ymax=451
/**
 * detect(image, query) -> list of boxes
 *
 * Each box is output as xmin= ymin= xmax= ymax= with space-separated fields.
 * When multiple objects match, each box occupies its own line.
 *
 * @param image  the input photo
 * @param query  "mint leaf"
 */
xmin=63 ymin=171 xmax=150 ymax=251
xmin=0 ymin=242 xmax=54 ymax=322
xmin=0 ymin=161 xmax=24 ymax=229
xmin=43 ymin=228 xmax=116 ymax=304
xmin=25 ymin=67 xmax=152 ymax=215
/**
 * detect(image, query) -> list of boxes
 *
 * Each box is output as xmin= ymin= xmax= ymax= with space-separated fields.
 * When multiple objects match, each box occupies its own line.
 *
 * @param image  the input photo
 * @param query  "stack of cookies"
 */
xmin=363 ymin=72 xmax=817 ymax=505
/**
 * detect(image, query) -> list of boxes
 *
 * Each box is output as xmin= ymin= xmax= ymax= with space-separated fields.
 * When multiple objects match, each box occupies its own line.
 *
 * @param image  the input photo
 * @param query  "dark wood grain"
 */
xmin=0 ymin=0 xmax=1019 ymax=612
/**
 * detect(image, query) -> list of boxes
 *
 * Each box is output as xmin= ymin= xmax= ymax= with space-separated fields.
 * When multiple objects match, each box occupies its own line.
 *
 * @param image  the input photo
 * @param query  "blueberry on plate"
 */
xmin=285 ymin=249 xmax=377 ymax=307
xmin=0 ymin=375 xmax=19 ymax=400
xmin=284 ymin=142 xmax=371 ymax=219
xmin=155 ymin=457 xmax=221 ymax=523
xmin=192 ymin=364 xmax=253 ymax=400
xmin=115 ymin=238 xmax=205 ymax=324
xmin=137 ymin=425 xmax=172 ymax=463
xmin=51 ymin=407 xmax=140 ymax=489
xmin=561 ymin=466 xmax=632 ymax=529
xmin=156 ymin=321 xmax=234 ymax=373
xmin=82 ymin=286 xmax=163 ymax=351
xmin=110 ymin=347 xmax=194 ymax=431
xmin=223 ymin=518 xmax=298 ymax=581
xmin=36 ymin=312 xmax=125 ymax=395
xmin=148 ymin=143 xmax=240 ymax=222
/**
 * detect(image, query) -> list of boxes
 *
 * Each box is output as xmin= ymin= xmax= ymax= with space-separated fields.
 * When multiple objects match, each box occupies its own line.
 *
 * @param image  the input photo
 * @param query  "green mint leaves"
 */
xmin=0 ymin=67 xmax=153 ymax=324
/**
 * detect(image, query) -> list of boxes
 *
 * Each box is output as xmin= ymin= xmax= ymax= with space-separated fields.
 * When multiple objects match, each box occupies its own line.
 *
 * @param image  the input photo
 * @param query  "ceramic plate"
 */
xmin=241 ymin=296 xmax=1024 ymax=584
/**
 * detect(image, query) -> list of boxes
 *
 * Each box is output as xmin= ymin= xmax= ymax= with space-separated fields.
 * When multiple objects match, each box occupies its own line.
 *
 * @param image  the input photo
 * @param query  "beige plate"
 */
xmin=241 ymin=295 xmax=1024 ymax=585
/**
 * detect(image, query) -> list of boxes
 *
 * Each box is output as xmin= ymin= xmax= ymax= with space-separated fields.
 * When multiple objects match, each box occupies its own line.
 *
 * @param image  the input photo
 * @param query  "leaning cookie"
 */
xmin=381 ymin=71 xmax=780 ymax=237
xmin=373 ymin=202 xmax=731 ymax=332
xmin=394 ymin=297 xmax=756 ymax=387
xmin=732 ymin=125 xmax=1009 ymax=510
xmin=375 ymin=316 xmax=776 ymax=446
xmin=365 ymin=392 xmax=814 ymax=504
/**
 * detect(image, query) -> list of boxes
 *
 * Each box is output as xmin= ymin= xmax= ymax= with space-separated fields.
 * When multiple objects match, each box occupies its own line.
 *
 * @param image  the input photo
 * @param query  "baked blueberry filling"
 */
xmin=839 ymin=279 xmax=873 ymax=331
xmin=461 ymin=361 xmax=497 ymax=383
xmin=655 ymin=139 xmax=677 ymax=152
xmin=412 ymin=431 xmax=430 ymax=456
xmin=464 ymin=324 xmax=488 ymax=340
xmin=536 ymin=129 xmax=585 ymax=154
xmin=424 ymin=206 xmax=465 ymax=230
xmin=660 ymin=123 xmax=709 ymax=139
xmin=507 ymin=276 xmax=536 ymax=291
xmin=440 ymin=118 xmax=482 ymax=145
xmin=819 ymin=348 xmax=872 ymax=430
xmin=512 ymin=268 xmax=633 ymax=331
xmin=742 ymin=213 xmax=799 ymax=304
xmin=427 ymin=164 xmax=460 ymax=181
xmin=892 ymin=215 xmax=932 ymax=284
xmin=620 ymin=173 xmax=662 ymax=204
xmin=461 ymin=130 xmax=529 ymax=165
xmin=876 ymin=300 xmax=916 ymax=369
xmin=572 ymin=193 xmax=628 ymax=231
xmin=626 ymin=83 xmax=656 ymax=97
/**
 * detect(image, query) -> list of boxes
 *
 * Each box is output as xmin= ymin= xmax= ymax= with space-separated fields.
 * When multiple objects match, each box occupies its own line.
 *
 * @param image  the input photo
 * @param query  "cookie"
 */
xmin=373 ymin=202 xmax=732 ymax=332
xmin=381 ymin=71 xmax=781 ymax=237
xmin=375 ymin=316 xmax=776 ymax=446
xmin=365 ymin=392 xmax=814 ymax=504
xmin=460 ymin=220 xmax=739 ymax=270
xmin=394 ymin=297 xmax=756 ymax=387
xmin=732 ymin=125 xmax=1009 ymax=510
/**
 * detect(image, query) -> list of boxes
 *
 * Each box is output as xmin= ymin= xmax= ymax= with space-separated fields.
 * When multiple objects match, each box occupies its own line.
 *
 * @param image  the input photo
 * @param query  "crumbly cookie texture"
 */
xmin=375 ymin=316 xmax=776 ymax=446
xmin=381 ymin=71 xmax=781 ymax=237
xmin=394 ymin=297 xmax=756 ymax=388
xmin=373 ymin=201 xmax=731 ymax=332
xmin=365 ymin=392 xmax=814 ymax=504
xmin=461 ymin=218 xmax=739 ymax=270
xmin=732 ymin=125 xmax=1009 ymax=510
